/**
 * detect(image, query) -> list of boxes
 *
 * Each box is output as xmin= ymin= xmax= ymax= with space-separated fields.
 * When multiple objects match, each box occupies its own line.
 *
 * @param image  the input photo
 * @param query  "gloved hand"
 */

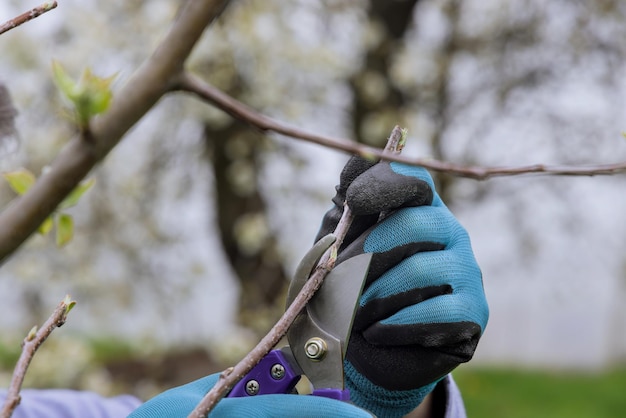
xmin=316 ymin=157 xmax=489 ymax=418
xmin=127 ymin=374 xmax=373 ymax=418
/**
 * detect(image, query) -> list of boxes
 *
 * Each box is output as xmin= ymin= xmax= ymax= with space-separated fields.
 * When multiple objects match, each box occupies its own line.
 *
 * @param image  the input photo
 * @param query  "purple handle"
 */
xmin=228 ymin=350 xmax=301 ymax=397
xmin=227 ymin=349 xmax=351 ymax=401
xmin=312 ymin=388 xmax=350 ymax=401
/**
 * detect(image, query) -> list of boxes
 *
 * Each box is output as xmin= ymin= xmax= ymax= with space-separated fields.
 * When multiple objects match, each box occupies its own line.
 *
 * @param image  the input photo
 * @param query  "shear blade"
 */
xmin=286 ymin=234 xmax=337 ymax=310
xmin=287 ymin=252 xmax=372 ymax=389
xmin=307 ymin=252 xmax=372 ymax=356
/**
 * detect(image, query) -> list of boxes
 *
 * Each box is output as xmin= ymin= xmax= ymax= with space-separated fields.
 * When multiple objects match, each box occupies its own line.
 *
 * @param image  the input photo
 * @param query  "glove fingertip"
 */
xmin=389 ymin=162 xmax=436 ymax=189
xmin=347 ymin=163 xmax=433 ymax=215
xmin=338 ymin=156 xmax=378 ymax=194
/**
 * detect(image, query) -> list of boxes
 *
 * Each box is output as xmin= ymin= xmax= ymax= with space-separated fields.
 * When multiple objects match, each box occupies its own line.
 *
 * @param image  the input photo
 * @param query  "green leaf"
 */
xmin=60 ymin=178 xmax=95 ymax=209
xmin=399 ymin=128 xmax=409 ymax=148
xmin=52 ymin=61 xmax=80 ymax=102
xmin=52 ymin=62 xmax=117 ymax=127
xmin=26 ymin=326 xmax=38 ymax=342
xmin=38 ymin=216 xmax=54 ymax=236
xmin=81 ymin=68 xmax=116 ymax=116
xmin=3 ymin=169 xmax=36 ymax=195
xmin=56 ymin=214 xmax=74 ymax=247
xmin=63 ymin=294 xmax=77 ymax=315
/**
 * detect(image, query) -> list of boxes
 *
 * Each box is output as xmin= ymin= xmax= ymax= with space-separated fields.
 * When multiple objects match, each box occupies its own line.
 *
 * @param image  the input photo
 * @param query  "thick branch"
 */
xmin=0 ymin=0 xmax=231 ymax=264
xmin=190 ymin=127 xmax=406 ymax=417
xmin=0 ymin=2 xmax=57 ymax=36
xmin=177 ymin=72 xmax=626 ymax=180
xmin=0 ymin=296 xmax=76 ymax=418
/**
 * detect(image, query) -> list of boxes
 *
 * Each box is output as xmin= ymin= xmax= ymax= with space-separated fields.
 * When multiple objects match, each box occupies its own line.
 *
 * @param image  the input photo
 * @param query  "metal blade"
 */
xmin=287 ymin=252 xmax=372 ymax=389
xmin=307 ymin=252 xmax=372 ymax=356
xmin=286 ymin=234 xmax=336 ymax=309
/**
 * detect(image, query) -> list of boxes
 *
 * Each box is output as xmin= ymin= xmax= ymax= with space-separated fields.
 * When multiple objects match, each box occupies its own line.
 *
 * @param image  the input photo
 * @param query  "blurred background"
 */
xmin=1 ymin=0 xmax=626 ymax=416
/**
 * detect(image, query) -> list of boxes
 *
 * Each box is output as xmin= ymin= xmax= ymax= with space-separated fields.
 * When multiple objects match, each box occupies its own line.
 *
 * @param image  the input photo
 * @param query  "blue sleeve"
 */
xmin=0 ymin=389 xmax=142 ymax=418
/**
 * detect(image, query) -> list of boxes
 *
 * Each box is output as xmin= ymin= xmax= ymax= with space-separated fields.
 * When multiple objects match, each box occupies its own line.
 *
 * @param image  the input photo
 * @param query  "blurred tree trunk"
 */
xmin=426 ymin=0 xmax=460 ymax=204
xmin=349 ymin=0 xmax=420 ymax=148
xmin=204 ymin=119 xmax=288 ymax=332
xmin=349 ymin=0 xmax=456 ymax=202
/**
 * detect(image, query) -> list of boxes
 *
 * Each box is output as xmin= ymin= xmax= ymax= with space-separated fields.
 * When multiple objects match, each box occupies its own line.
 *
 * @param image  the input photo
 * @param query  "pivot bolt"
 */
xmin=304 ymin=337 xmax=327 ymax=361
xmin=245 ymin=379 xmax=260 ymax=396
xmin=271 ymin=363 xmax=285 ymax=380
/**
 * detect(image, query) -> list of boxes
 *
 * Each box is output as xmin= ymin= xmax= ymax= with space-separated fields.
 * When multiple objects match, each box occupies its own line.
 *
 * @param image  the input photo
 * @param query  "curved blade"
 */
xmin=287 ymin=252 xmax=372 ymax=389
xmin=286 ymin=234 xmax=336 ymax=309
xmin=307 ymin=253 xmax=372 ymax=356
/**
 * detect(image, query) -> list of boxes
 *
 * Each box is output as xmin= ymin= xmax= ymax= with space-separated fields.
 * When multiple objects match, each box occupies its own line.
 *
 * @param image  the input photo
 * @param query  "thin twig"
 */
xmin=190 ymin=127 xmax=406 ymax=417
xmin=177 ymin=72 xmax=626 ymax=179
xmin=0 ymin=295 xmax=76 ymax=418
xmin=0 ymin=2 xmax=58 ymax=36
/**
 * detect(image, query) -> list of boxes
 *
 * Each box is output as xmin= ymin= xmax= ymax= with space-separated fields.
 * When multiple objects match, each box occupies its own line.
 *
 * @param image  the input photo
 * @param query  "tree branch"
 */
xmin=2 ymin=0 xmax=623 ymax=265
xmin=0 ymin=0 xmax=231 ymax=264
xmin=0 ymin=296 xmax=76 ymax=418
xmin=190 ymin=127 xmax=406 ymax=417
xmin=0 ymin=1 xmax=57 ymax=36
xmin=177 ymin=72 xmax=626 ymax=180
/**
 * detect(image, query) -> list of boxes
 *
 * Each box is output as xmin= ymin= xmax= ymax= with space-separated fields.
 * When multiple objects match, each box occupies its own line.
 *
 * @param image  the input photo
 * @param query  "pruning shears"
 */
xmin=227 ymin=234 xmax=372 ymax=401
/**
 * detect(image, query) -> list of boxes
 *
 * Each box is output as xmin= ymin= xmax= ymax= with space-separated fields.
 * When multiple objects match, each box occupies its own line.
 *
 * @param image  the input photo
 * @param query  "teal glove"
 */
xmin=316 ymin=158 xmax=489 ymax=418
xmin=128 ymin=374 xmax=373 ymax=418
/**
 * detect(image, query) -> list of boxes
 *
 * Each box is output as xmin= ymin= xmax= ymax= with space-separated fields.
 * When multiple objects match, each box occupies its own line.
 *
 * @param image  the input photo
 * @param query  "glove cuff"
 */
xmin=344 ymin=361 xmax=438 ymax=418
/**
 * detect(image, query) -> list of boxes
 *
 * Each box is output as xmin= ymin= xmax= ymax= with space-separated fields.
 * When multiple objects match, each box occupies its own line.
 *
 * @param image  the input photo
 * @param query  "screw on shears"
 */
xmin=304 ymin=337 xmax=327 ymax=361
xmin=245 ymin=379 xmax=260 ymax=396
xmin=270 ymin=363 xmax=285 ymax=380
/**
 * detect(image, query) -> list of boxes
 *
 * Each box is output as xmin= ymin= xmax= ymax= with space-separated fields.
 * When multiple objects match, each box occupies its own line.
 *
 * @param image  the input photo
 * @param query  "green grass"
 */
xmin=87 ymin=337 xmax=138 ymax=363
xmin=0 ymin=340 xmax=21 ymax=369
xmin=453 ymin=367 xmax=626 ymax=418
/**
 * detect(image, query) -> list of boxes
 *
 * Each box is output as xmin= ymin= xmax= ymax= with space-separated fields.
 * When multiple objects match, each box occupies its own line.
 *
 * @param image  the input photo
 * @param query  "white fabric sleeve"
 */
xmin=442 ymin=375 xmax=467 ymax=418
xmin=0 ymin=376 xmax=467 ymax=418
xmin=0 ymin=389 xmax=142 ymax=418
